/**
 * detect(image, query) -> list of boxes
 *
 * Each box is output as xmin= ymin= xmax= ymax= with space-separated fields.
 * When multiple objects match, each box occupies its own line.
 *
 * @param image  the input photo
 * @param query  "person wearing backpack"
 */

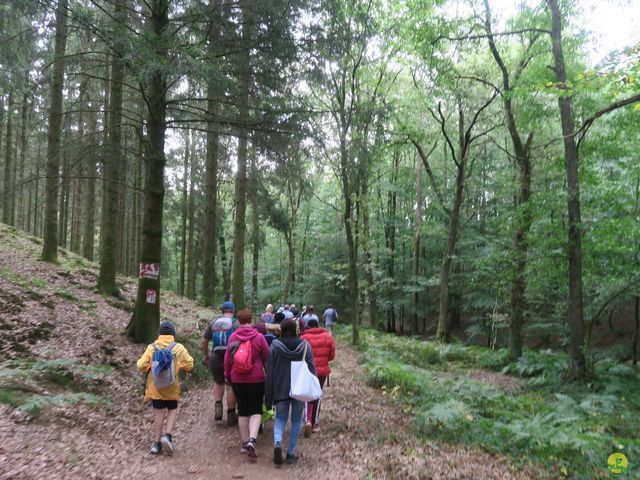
xmin=265 ymin=319 xmax=317 ymax=466
xmin=201 ymin=301 xmax=239 ymax=425
xmin=322 ymin=304 xmax=339 ymax=336
xmin=137 ymin=321 xmax=194 ymax=455
xmin=260 ymin=304 xmax=274 ymax=323
xmin=301 ymin=305 xmax=319 ymax=331
xmin=301 ymin=318 xmax=335 ymax=436
xmin=223 ymin=309 xmax=269 ymax=458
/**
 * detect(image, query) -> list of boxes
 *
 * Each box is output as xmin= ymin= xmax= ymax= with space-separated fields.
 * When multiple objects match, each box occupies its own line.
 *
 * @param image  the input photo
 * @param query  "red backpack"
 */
xmin=232 ymin=339 xmax=253 ymax=374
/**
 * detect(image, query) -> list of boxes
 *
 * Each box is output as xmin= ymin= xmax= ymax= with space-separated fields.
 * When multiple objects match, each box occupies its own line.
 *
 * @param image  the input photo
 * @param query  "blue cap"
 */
xmin=220 ymin=301 xmax=235 ymax=313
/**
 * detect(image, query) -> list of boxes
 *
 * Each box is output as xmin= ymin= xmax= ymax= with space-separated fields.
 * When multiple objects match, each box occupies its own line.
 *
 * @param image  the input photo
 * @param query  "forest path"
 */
xmin=133 ymin=342 xmax=533 ymax=480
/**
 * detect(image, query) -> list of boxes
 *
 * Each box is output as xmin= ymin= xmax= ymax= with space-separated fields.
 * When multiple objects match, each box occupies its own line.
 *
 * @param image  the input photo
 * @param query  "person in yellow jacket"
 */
xmin=137 ymin=321 xmax=194 ymax=455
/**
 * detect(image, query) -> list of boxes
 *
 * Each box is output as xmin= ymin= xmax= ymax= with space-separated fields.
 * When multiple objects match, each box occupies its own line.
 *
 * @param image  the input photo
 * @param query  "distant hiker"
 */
xmin=290 ymin=304 xmax=299 ymax=317
xmin=283 ymin=305 xmax=294 ymax=320
xmin=260 ymin=304 xmax=274 ymax=323
xmin=322 ymin=304 xmax=339 ymax=336
xmin=265 ymin=319 xmax=317 ymax=465
xmin=201 ymin=301 xmax=239 ymax=425
xmin=301 ymin=318 xmax=335 ymax=435
xmin=301 ymin=305 xmax=319 ymax=331
xmin=254 ymin=319 xmax=278 ymax=346
xmin=137 ymin=321 xmax=194 ymax=455
xmin=224 ymin=309 xmax=269 ymax=458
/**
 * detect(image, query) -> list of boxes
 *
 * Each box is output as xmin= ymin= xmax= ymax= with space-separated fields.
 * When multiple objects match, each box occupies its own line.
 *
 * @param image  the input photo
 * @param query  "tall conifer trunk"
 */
xmin=126 ymin=0 xmax=169 ymax=343
xmin=98 ymin=0 xmax=125 ymax=295
xmin=42 ymin=0 xmax=69 ymax=262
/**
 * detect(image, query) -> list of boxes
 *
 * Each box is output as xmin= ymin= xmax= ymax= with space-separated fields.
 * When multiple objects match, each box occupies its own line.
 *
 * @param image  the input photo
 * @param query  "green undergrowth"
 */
xmin=0 ymin=358 xmax=113 ymax=417
xmin=336 ymin=326 xmax=640 ymax=479
xmin=177 ymin=333 xmax=210 ymax=390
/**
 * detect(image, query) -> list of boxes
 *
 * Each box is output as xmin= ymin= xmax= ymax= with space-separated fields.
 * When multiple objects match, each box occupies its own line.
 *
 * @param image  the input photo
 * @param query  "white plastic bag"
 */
xmin=290 ymin=342 xmax=322 ymax=402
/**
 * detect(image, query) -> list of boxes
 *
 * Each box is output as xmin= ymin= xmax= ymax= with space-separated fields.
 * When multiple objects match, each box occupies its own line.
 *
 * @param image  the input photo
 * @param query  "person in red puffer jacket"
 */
xmin=300 ymin=315 xmax=335 ymax=436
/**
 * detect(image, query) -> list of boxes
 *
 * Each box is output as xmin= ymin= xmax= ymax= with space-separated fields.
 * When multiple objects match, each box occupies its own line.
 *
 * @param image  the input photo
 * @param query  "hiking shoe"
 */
xmin=303 ymin=422 xmax=312 ymax=438
xmin=245 ymin=438 xmax=257 ymax=458
xmin=285 ymin=453 xmax=297 ymax=465
xmin=240 ymin=442 xmax=249 ymax=454
xmin=274 ymin=443 xmax=283 ymax=465
xmin=312 ymin=425 xmax=320 ymax=433
xmin=149 ymin=442 xmax=162 ymax=455
xmin=227 ymin=409 xmax=238 ymax=426
xmin=160 ymin=434 xmax=174 ymax=455
xmin=214 ymin=401 xmax=223 ymax=421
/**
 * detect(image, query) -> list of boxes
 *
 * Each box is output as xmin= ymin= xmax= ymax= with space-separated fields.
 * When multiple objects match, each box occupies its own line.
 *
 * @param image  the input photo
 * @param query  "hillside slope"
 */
xmin=0 ymin=224 xmax=542 ymax=479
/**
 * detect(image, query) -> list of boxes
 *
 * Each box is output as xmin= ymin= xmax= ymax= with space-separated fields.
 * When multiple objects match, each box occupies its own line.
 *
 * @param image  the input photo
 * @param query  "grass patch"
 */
xmin=338 ymin=325 xmax=640 ymax=479
xmin=0 ymin=358 xmax=113 ymax=418
xmin=54 ymin=288 xmax=78 ymax=302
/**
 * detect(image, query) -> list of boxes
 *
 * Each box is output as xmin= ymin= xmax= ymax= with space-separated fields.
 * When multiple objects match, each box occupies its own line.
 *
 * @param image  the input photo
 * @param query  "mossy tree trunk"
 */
xmin=126 ymin=0 xmax=169 ymax=343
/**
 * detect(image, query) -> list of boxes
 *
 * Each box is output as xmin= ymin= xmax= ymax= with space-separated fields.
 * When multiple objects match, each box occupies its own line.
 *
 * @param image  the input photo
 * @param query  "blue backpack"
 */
xmin=151 ymin=342 xmax=177 ymax=389
xmin=211 ymin=317 xmax=236 ymax=352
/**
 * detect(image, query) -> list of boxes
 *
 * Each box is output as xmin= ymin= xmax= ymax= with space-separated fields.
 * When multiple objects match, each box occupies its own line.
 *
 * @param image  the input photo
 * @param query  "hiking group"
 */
xmin=136 ymin=301 xmax=338 ymax=466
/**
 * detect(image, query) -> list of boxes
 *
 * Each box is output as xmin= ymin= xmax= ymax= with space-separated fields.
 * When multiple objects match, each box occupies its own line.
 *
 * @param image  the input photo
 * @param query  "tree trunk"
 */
xmin=42 ymin=0 xmax=69 ymax=262
xmin=186 ymin=159 xmax=197 ymax=300
xmin=549 ymin=0 xmax=586 ymax=379
xmin=362 ymin=179 xmax=378 ymax=329
xmin=3 ymin=92 xmax=15 ymax=226
xmin=231 ymin=0 xmax=253 ymax=309
xmin=339 ymin=138 xmax=359 ymax=344
xmin=126 ymin=0 xmax=168 ymax=343
xmin=219 ymin=233 xmax=231 ymax=301
xmin=178 ymin=129 xmax=189 ymax=296
xmin=385 ymin=151 xmax=398 ymax=333
xmin=411 ymin=157 xmax=424 ymax=335
xmin=250 ymin=155 xmax=260 ymax=310
xmin=70 ymin=92 xmax=85 ymax=254
xmin=17 ymin=91 xmax=29 ymax=231
xmin=483 ymin=0 xmax=534 ymax=360
xmin=83 ymin=107 xmax=98 ymax=260
xmin=282 ymin=233 xmax=295 ymax=304
xmin=202 ymin=85 xmax=219 ymax=305
xmin=98 ymin=0 xmax=125 ymax=295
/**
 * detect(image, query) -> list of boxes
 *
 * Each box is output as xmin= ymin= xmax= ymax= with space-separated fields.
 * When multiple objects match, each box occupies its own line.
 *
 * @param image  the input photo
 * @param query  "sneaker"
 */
xmin=303 ymin=422 xmax=312 ymax=438
xmin=214 ymin=401 xmax=223 ymax=421
xmin=149 ymin=442 xmax=162 ymax=455
xmin=227 ymin=409 xmax=238 ymax=426
xmin=312 ymin=424 xmax=320 ymax=433
xmin=274 ymin=443 xmax=283 ymax=465
xmin=240 ymin=442 xmax=249 ymax=454
xmin=285 ymin=453 xmax=297 ymax=465
xmin=245 ymin=438 xmax=257 ymax=458
xmin=160 ymin=434 xmax=174 ymax=455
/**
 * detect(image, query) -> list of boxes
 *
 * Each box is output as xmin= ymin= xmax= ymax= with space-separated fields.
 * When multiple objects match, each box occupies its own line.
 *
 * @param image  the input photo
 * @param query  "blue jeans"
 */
xmin=274 ymin=399 xmax=304 ymax=455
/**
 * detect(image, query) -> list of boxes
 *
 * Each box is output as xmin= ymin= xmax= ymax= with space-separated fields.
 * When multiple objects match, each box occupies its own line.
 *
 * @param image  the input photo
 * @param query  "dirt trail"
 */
xmin=128 ymin=344 xmax=536 ymax=480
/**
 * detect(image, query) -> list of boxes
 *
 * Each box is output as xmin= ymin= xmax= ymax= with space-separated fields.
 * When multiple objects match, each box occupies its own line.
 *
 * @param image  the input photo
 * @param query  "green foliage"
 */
xmin=356 ymin=326 xmax=640 ymax=478
xmin=0 ymin=359 xmax=113 ymax=418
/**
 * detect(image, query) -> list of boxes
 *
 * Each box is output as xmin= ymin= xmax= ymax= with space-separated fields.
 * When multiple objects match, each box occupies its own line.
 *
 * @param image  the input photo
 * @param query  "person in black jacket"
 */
xmin=265 ymin=319 xmax=316 ymax=466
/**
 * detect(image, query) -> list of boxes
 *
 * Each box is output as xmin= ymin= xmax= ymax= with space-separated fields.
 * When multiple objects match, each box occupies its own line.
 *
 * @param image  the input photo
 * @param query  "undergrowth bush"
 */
xmin=352 ymin=326 xmax=640 ymax=479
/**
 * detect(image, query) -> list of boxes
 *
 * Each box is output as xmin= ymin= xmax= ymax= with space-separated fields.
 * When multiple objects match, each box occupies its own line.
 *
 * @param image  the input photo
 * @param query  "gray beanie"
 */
xmin=159 ymin=320 xmax=176 ymax=336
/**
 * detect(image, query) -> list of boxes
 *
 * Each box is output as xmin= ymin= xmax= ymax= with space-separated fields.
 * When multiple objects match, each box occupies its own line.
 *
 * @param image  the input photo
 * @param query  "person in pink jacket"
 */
xmin=301 ymin=317 xmax=335 ymax=435
xmin=224 ymin=309 xmax=269 ymax=458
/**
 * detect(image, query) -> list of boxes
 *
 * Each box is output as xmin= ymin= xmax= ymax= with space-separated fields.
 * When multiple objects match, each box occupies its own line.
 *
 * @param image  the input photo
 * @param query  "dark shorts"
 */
xmin=151 ymin=399 xmax=178 ymax=410
xmin=209 ymin=350 xmax=226 ymax=384
xmin=231 ymin=382 xmax=265 ymax=417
